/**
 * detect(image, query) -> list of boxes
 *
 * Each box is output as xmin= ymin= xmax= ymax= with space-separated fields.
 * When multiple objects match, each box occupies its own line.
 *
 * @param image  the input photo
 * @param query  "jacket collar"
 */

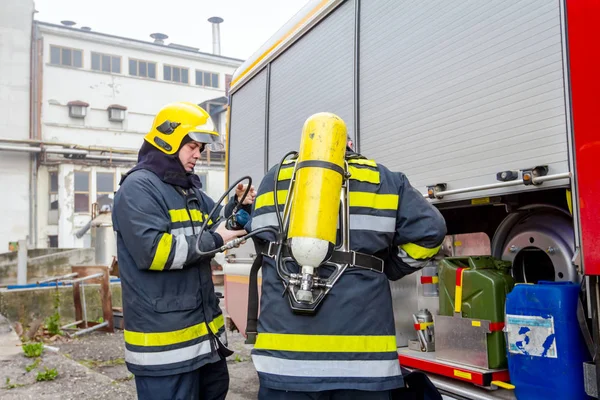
xmin=120 ymin=141 xmax=202 ymax=189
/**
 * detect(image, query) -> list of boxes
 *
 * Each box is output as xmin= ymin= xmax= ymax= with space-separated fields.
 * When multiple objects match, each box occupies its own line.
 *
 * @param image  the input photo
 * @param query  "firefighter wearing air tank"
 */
xmin=245 ymin=112 xmax=447 ymax=399
xmin=112 ymin=102 xmax=256 ymax=400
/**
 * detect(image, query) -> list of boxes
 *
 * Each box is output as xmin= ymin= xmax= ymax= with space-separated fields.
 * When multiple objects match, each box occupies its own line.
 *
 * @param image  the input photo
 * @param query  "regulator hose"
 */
xmin=194 ymin=175 xmax=278 ymax=257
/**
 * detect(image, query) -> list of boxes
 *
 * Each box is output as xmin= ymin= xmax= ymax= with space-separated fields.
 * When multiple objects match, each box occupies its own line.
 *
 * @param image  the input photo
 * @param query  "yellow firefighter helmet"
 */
xmin=144 ymin=102 xmax=220 ymax=155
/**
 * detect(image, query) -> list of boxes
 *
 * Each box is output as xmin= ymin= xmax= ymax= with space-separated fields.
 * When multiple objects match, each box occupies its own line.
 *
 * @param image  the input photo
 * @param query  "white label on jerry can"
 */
xmin=505 ymin=314 xmax=557 ymax=358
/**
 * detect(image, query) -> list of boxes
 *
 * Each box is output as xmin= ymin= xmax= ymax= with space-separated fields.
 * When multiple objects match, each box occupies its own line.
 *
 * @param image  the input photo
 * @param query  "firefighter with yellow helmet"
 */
xmin=113 ymin=102 xmax=256 ymax=399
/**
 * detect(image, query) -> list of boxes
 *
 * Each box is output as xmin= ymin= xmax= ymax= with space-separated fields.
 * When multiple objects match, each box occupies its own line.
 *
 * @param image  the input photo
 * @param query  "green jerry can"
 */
xmin=438 ymin=256 xmax=515 ymax=369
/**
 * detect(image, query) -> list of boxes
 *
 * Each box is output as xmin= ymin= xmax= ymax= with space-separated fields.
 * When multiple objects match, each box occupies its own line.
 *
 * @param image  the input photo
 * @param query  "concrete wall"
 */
xmin=0 ymin=283 xmax=122 ymax=326
xmin=0 ymin=248 xmax=95 ymax=286
xmin=0 ymin=0 xmax=34 ymax=253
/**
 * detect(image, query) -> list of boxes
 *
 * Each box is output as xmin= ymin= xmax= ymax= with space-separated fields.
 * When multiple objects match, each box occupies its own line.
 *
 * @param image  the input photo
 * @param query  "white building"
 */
xmin=0 ymin=11 xmax=243 ymax=252
xmin=0 ymin=0 xmax=34 ymax=253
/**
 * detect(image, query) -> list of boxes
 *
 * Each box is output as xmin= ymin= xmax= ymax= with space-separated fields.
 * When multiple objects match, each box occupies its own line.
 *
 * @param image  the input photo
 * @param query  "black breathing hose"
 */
xmin=273 ymin=151 xmax=299 ymax=282
xmin=194 ymin=175 xmax=278 ymax=258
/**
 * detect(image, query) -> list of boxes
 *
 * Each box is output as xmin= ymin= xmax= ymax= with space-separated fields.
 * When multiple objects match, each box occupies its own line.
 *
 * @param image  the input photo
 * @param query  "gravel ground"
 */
xmin=0 ymin=287 xmax=259 ymax=399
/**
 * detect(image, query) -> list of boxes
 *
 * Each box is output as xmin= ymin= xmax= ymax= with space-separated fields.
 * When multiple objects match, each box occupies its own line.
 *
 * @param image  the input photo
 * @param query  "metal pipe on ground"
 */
xmin=61 ymin=272 xmax=104 ymax=284
xmin=70 ymin=321 xmax=109 ymax=337
xmin=37 ymin=273 xmax=78 ymax=285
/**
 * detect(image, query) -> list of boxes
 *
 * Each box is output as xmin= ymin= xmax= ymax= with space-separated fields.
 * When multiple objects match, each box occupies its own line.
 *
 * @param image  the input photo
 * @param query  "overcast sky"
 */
xmin=33 ymin=0 xmax=311 ymax=60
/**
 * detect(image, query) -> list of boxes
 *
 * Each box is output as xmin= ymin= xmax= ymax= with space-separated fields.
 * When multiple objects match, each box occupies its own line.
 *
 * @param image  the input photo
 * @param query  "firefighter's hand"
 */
xmin=214 ymin=221 xmax=247 ymax=244
xmin=236 ymin=183 xmax=256 ymax=205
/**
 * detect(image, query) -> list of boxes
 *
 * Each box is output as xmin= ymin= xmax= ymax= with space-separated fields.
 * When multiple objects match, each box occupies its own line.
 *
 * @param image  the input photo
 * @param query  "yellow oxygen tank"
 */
xmin=288 ymin=112 xmax=347 ymax=283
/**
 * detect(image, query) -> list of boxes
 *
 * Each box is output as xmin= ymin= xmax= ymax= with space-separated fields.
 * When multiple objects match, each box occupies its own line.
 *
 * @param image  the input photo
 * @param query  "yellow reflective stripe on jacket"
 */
xmin=277 ymin=164 xmax=380 ymax=184
xmin=350 ymin=192 xmax=398 ymax=210
xmin=149 ymin=233 xmax=173 ymax=271
xmin=254 ymin=333 xmax=397 ymax=353
xmin=255 ymin=190 xmax=289 ymax=210
xmin=208 ymin=314 xmax=225 ymax=334
xmin=277 ymin=167 xmax=295 ymax=181
xmin=169 ymin=209 xmax=213 ymax=224
xmin=348 ymin=159 xmax=377 ymax=167
xmin=401 ymin=242 xmax=441 ymax=260
xmin=124 ymin=315 xmax=224 ymax=347
xmin=349 ymin=166 xmax=380 ymax=184
xmin=255 ymin=191 xmax=397 ymax=211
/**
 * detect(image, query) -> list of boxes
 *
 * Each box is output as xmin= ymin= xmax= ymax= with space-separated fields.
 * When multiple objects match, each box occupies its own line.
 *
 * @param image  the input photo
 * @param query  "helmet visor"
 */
xmin=187 ymin=120 xmax=223 ymax=151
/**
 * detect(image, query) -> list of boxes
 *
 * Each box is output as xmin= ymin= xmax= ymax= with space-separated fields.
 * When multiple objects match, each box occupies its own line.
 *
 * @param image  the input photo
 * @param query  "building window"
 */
xmin=48 ymin=235 xmax=59 ymax=248
xmin=164 ymin=65 xmax=189 ymax=84
xmin=48 ymin=171 xmax=59 ymax=225
xmin=129 ymin=59 xmax=156 ymax=79
xmin=195 ymin=70 xmax=219 ymax=88
xmin=91 ymin=52 xmax=121 ymax=73
xmin=50 ymin=45 xmax=83 ymax=68
xmin=74 ymin=171 xmax=90 ymax=213
xmin=96 ymin=172 xmax=115 ymax=209
xmin=49 ymin=171 xmax=59 ymax=210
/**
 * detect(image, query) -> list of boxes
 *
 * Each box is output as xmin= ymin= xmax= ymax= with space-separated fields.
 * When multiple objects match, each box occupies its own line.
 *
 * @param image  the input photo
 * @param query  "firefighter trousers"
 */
xmin=258 ymin=387 xmax=393 ymax=399
xmin=134 ymin=359 xmax=229 ymax=400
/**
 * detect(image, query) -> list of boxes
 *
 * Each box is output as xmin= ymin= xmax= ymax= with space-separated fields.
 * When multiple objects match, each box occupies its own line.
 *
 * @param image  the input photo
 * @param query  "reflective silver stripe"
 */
xmin=125 ymin=339 xmax=212 ymax=366
xmin=252 ymin=213 xmax=395 ymax=233
xmin=171 ymin=226 xmax=194 ymax=237
xmin=397 ymin=247 xmax=428 ymax=270
xmin=349 ymin=215 xmax=395 ymax=233
xmin=251 ymin=212 xmax=281 ymax=229
xmin=218 ymin=331 xmax=228 ymax=346
xmin=252 ymin=355 xmax=401 ymax=378
xmin=171 ymin=234 xmax=188 ymax=270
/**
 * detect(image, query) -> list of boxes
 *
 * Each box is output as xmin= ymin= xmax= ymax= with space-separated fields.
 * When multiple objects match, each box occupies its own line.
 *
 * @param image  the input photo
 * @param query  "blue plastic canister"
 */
xmin=505 ymin=281 xmax=591 ymax=400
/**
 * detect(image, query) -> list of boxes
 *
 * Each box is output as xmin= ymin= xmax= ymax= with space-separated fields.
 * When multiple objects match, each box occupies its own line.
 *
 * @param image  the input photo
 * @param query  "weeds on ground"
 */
xmin=112 ymin=374 xmax=134 ymax=385
xmin=4 ymin=377 xmax=25 ymax=389
xmin=36 ymin=367 xmax=58 ymax=382
xmin=45 ymin=286 xmax=63 ymax=336
xmin=22 ymin=342 xmax=44 ymax=358
xmin=25 ymin=358 xmax=41 ymax=372
xmin=79 ymin=357 xmax=125 ymax=369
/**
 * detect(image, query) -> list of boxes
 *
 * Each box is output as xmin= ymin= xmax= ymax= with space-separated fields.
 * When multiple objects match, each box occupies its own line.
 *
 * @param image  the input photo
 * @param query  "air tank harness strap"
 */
xmin=245 ymin=241 xmax=266 ymax=346
xmin=295 ymin=160 xmax=346 ymax=177
xmin=265 ymin=242 xmax=384 ymax=273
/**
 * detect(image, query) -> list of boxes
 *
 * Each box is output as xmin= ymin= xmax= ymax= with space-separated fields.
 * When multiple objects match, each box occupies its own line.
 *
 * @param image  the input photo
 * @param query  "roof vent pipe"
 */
xmin=150 ymin=33 xmax=168 ymax=45
xmin=208 ymin=17 xmax=223 ymax=55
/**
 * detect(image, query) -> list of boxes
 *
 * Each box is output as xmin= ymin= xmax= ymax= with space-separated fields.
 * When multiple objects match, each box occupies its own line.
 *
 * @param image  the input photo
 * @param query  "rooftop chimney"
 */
xmin=208 ymin=17 xmax=223 ymax=55
xmin=150 ymin=33 xmax=168 ymax=45
xmin=60 ymin=20 xmax=76 ymax=27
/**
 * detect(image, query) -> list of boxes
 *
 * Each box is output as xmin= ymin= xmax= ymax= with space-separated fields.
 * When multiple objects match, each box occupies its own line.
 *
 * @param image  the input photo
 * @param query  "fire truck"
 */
xmin=222 ymin=0 xmax=599 ymax=398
